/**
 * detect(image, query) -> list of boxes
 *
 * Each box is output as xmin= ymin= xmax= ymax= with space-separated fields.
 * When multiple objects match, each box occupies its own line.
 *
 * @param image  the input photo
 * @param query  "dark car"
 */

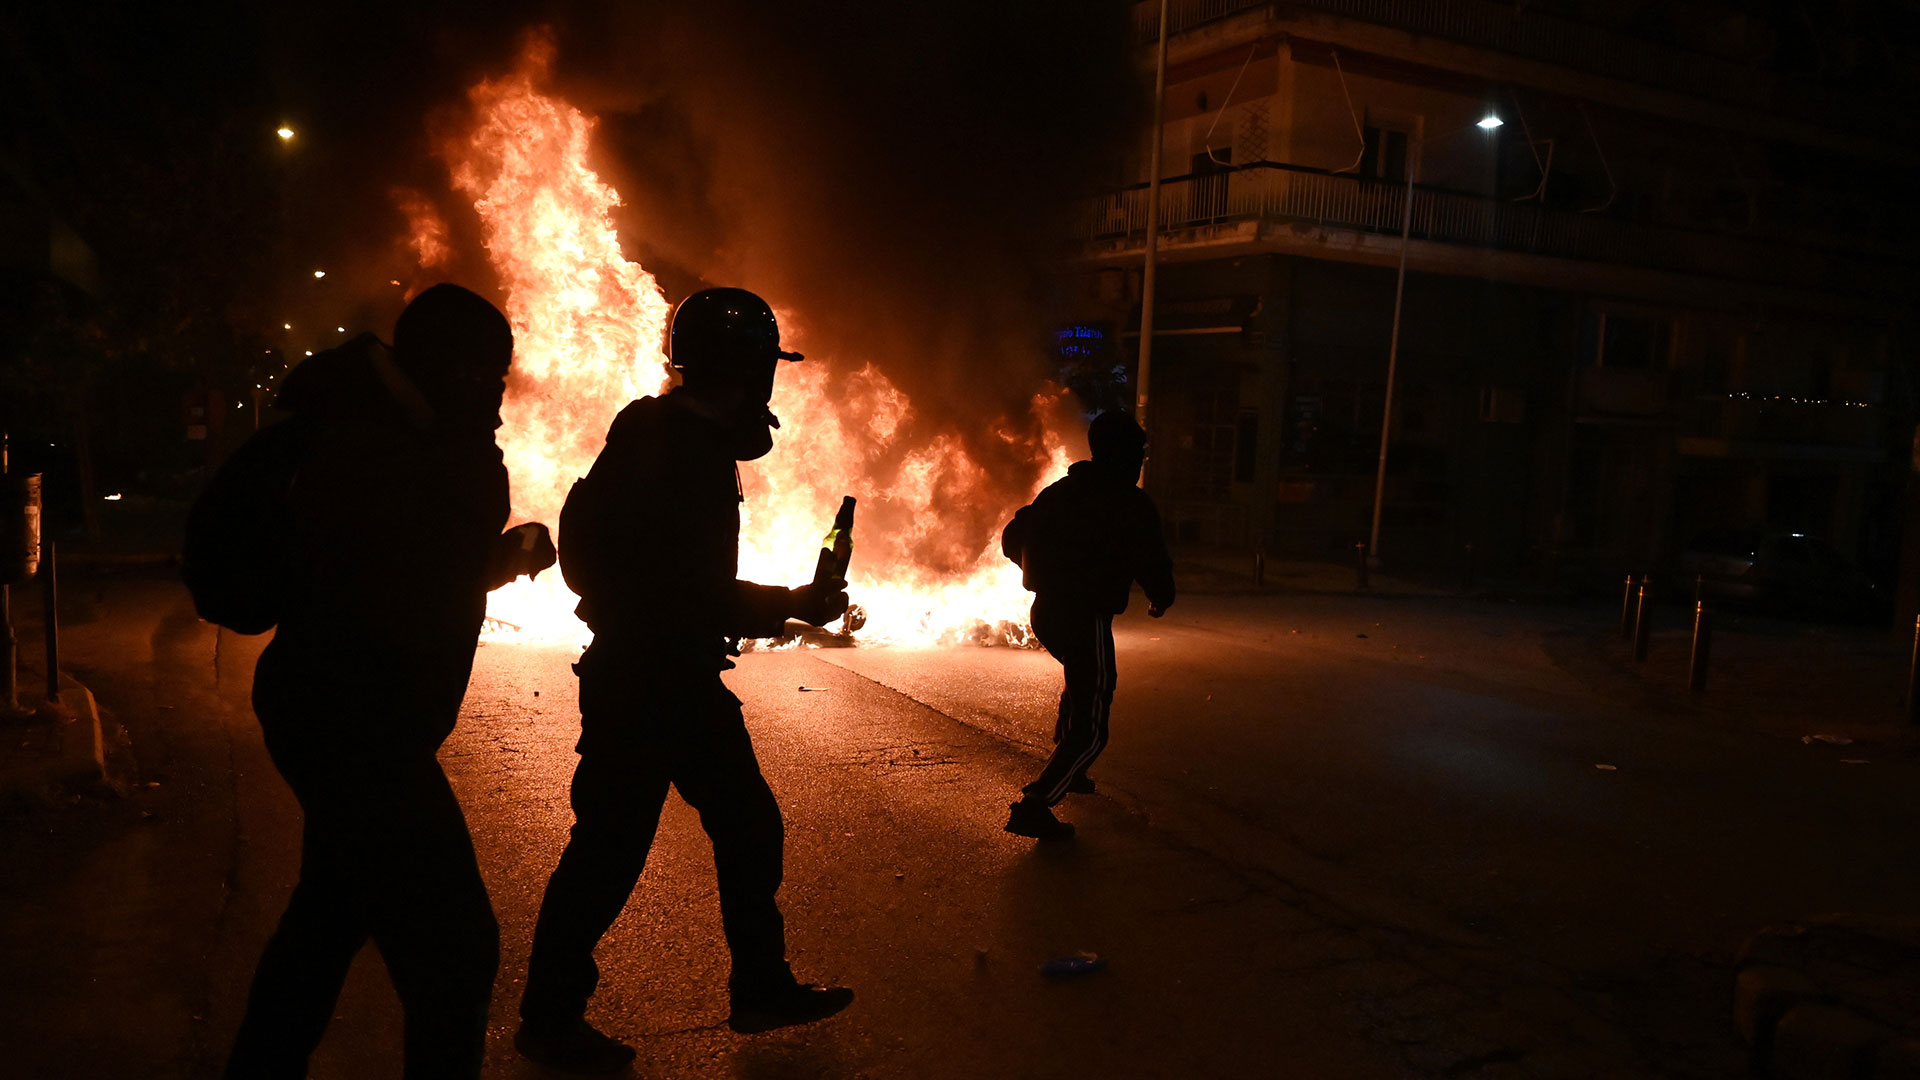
xmin=1678 ymin=530 xmax=1885 ymax=620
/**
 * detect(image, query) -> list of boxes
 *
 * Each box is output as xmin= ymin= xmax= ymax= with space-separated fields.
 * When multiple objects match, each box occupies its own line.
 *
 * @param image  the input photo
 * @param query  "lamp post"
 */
xmin=1367 ymin=114 xmax=1503 ymax=567
xmin=1136 ymin=0 xmax=1171 ymax=448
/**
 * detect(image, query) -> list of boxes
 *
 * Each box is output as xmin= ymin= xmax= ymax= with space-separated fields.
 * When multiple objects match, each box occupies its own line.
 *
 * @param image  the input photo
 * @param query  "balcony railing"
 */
xmin=1133 ymin=0 xmax=1766 ymax=109
xmin=1082 ymin=162 xmax=1837 ymax=289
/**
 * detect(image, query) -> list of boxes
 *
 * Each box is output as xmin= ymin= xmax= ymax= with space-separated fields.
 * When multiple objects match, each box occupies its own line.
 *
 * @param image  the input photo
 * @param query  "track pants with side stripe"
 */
xmin=1022 ymin=594 xmax=1115 ymax=807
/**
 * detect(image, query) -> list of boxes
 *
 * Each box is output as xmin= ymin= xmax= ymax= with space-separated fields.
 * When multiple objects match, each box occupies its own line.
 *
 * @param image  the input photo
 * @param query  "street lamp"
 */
xmin=276 ymin=126 xmax=295 ymax=141
xmin=1366 ymin=114 xmax=1503 ymax=567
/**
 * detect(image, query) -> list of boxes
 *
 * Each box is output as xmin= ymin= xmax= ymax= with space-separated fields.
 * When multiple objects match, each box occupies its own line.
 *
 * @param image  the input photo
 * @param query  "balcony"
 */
xmin=1683 ymin=396 xmax=1886 ymax=450
xmin=1080 ymin=162 xmax=1868 ymax=295
xmin=1132 ymin=0 xmax=1768 ymax=110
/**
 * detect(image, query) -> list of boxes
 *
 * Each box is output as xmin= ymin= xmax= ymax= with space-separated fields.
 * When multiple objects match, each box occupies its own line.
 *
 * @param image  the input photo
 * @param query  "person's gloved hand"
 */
xmin=791 ymin=579 xmax=850 ymax=627
xmin=488 ymin=523 xmax=556 ymax=589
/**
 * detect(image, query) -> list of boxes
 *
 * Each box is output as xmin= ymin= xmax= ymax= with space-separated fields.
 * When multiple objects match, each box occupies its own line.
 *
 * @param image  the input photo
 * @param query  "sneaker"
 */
xmin=728 ymin=983 xmax=855 ymax=1034
xmin=1004 ymin=800 xmax=1075 ymax=841
xmin=513 ymin=1017 xmax=637 ymax=1074
xmin=1066 ymin=774 xmax=1096 ymax=795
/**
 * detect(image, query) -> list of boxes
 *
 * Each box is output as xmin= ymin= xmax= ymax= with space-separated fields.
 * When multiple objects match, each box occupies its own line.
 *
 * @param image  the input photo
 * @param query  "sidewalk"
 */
xmin=1170 ymin=549 xmax=1918 ymax=748
xmin=0 ymin=649 xmax=108 ymax=806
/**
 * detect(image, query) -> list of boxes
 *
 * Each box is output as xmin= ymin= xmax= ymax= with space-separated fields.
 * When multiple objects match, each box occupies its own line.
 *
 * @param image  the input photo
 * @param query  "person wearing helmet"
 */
xmin=514 ymin=288 xmax=852 ymax=1072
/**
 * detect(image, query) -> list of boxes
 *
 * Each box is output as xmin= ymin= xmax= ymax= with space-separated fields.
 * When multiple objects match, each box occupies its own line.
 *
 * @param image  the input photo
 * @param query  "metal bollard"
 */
xmin=1620 ymin=574 xmax=1638 ymax=639
xmin=1688 ymin=600 xmax=1712 ymax=692
xmin=1 ymin=584 xmax=13 ymax=712
xmin=1355 ymin=541 xmax=1370 ymax=590
xmin=1633 ymin=581 xmax=1652 ymax=663
xmin=1253 ymin=551 xmax=1265 ymax=589
xmin=1908 ymin=615 xmax=1920 ymax=724
xmin=41 ymin=540 xmax=58 ymax=703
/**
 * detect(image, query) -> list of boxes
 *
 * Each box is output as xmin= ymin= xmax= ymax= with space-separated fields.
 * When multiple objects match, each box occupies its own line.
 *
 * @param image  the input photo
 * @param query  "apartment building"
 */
xmin=1058 ymin=0 xmax=1918 ymax=589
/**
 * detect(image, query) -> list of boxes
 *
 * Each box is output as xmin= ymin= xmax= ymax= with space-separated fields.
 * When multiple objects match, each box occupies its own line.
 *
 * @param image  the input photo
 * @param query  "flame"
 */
xmin=437 ymin=35 xmax=1068 ymax=647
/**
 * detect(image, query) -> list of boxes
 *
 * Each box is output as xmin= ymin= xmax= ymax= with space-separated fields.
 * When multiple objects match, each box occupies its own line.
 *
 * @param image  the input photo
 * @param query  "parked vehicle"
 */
xmin=1677 ymin=530 xmax=1885 ymax=621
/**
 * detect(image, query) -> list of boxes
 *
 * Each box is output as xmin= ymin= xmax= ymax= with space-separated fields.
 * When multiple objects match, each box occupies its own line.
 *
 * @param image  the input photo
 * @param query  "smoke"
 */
xmin=558 ymin=2 xmax=1143 ymax=566
xmin=257 ymin=2 xmax=1141 ymax=570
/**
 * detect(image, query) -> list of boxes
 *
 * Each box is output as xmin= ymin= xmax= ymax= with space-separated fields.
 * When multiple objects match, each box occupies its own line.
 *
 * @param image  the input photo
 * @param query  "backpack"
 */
xmin=181 ymin=418 xmax=314 ymax=634
xmin=556 ymin=465 xmax=612 ymax=602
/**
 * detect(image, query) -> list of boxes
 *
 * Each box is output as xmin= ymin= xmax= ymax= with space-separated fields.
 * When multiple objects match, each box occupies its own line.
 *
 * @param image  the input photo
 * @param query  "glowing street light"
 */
xmin=1367 ymin=114 xmax=1504 ymax=566
xmin=276 ymin=126 xmax=295 ymax=140
xmin=312 ymin=270 xmax=326 ymax=279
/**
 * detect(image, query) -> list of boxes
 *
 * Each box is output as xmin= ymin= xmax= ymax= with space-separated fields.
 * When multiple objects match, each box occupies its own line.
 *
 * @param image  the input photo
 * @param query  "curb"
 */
xmin=1737 ymin=918 xmax=1920 ymax=1080
xmin=0 ymin=675 xmax=106 ymax=805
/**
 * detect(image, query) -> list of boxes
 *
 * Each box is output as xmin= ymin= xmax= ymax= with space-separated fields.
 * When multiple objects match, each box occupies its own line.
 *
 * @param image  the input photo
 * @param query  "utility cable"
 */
xmin=1202 ymin=42 xmax=1260 ymax=166
xmin=1576 ymin=103 xmax=1617 ymax=213
xmin=1331 ymin=49 xmax=1368 ymax=173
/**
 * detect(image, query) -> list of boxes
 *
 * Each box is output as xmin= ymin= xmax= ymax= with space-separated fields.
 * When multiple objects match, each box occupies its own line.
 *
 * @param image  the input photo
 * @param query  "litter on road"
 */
xmin=1040 ymin=952 xmax=1107 ymax=978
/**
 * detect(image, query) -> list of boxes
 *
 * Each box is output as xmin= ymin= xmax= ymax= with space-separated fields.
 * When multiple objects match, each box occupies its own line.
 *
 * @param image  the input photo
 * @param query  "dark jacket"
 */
xmin=252 ymin=335 xmax=510 ymax=753
xmin=1001 ymin=460 xmax=1176 ymax=615
xmin=564 ymin=391 xmax=792 ymax=668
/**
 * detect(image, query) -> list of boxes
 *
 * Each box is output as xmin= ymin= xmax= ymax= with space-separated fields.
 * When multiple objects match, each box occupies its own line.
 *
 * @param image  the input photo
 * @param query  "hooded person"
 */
xmin=224 ymin=283 xmax=555 ymax=1080
xmin=999 ymin=409 xmax=1175 ymax=841
xmin=514 ymin=288 xmax=853 ymax=1073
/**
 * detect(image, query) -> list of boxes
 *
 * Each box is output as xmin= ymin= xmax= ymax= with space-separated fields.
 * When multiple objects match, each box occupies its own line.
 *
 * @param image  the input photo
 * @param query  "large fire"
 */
xmin=427 ymin=36 xmax=1069 ymax=646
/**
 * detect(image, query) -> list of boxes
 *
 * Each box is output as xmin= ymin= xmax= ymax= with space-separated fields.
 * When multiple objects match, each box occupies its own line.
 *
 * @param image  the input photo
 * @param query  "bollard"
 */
xmin=1909 ymin=615 xmax=1920 ymax=724
xmin=1633 ymin=581 xmax=1652 ymax=663
xmin=1688 ymin=600 xmax=1712 ymax=692
xmin=41 ymin=540 xmax=58 ymax=703
xmin=1253 ymin=551 xmax=1265 ymax=589
xmin=1355 ymin=542 xmax=1370 ymax=591
xmin=1 ymin=584 xmax=13 ymax=712
xmin=1620 ymin=574 xmax=1638 ymax=639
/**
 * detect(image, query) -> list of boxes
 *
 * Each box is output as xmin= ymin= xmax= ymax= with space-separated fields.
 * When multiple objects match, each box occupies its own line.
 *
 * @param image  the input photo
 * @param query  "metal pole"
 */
xmin=1908 ymin=615 xmax=1920 ymax=723
xmin=1688 ymin=600 xmax=1712 ymax=693
xmin=1135 ymin=0 xmax=1170 ymax=444
xmin=1253 ymin=551 xmax=1265 ymax=588
xmin=1633 ymin=581 xmax=1652 ymax=663
xmin=1366 ymin=163 xmax=1418 ymax=564
xmin=1 ymin=431 xmax=12 ymax=712
xmin=41 ymin=540 xmax=58 ymax=703
xmin=1 ymin=585 xmax=14 ymax=713
xmin=1620 ymin=573 xmax=1637 ymax=639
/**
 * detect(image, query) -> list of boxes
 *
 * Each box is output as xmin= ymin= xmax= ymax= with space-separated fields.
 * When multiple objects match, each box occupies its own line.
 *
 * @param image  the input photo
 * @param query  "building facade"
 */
xmin=1060 ymin=0 xmax=1917 ymax=591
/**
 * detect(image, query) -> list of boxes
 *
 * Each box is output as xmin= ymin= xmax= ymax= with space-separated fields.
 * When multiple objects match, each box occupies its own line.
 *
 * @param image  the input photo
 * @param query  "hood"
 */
xmin=274 ymin=334 xmax=435 ymax=429
xmin=1067 ymin=459 xmax=1139 ymax=487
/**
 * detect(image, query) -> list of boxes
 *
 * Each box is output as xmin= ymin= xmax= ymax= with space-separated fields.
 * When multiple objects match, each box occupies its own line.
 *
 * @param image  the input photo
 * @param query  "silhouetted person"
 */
xmin=224 ymin=284 xmax=555 ymax=1079
xmin=1000 ymin=410 xmax=1175 ymax=841
xmin=514 ymin=288 xmax=852 ymax=1073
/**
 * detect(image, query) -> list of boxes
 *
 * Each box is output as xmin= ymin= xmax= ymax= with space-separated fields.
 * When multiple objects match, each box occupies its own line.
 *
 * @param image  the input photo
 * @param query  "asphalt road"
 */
xmin=7 ymin=578 xmax=1917 ymax=1079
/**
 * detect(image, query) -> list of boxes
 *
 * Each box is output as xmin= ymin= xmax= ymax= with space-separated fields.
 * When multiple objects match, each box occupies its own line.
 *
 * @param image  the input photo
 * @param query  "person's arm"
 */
xmin=1133 ymin=493 xmax=1176 ymax=617
xmin=724 ymin=578 xmax=847 ymax=635
xmin=1001 ymin=505 xmax=1033 ymax=568
xmin=486 ymin=523 xmax=557 ymax=590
